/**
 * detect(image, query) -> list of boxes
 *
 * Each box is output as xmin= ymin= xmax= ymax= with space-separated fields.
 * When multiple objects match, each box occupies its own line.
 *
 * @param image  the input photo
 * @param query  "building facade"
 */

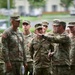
xmin=14 ymin=0 xmax=74 ymax=15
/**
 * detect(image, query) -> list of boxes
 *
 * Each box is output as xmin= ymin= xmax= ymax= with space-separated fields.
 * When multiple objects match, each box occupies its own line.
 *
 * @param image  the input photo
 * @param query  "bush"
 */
xmin=0 ymin=29 xmax=4 ymax=33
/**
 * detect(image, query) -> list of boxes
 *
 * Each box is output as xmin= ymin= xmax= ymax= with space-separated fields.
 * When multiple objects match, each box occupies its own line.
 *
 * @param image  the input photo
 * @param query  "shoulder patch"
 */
xmin=2 ymin=34 xmax=7 ymax=38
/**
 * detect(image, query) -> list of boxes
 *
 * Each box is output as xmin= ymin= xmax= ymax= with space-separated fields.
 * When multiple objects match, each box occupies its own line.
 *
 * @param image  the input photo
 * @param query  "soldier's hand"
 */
xmin=48 ymin=52 xmax=54 ymax=58
xmin=37 ymin=33 xmax=44 ymax=37
xmin=24 ymin=63 xmax=28 ymax=68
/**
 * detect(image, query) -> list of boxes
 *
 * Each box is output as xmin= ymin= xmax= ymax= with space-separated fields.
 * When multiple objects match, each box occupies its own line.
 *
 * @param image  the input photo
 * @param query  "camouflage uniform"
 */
xmin=0 ymin=34 xmax=5 ymax=75
xmin=23 ymin=33 xmax=35 ymax=75
xmin=30 ymin=37 xmax=54 ymax=75
xmin=68 ymin=22 xmax=75 ymax=75
xmin=2 ymin=27 xmax=27 ymax=75
xmin=42 ymin=32 xmax=71 ymax=75
xmin=69 ymin=36 xmax=75 ymax=75
xmin=30 ymin=23 xmax=54 ymax=75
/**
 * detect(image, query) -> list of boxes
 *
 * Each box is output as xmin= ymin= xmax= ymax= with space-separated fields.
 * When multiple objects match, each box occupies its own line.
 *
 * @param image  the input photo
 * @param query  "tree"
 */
xmin=0 ymin=0 xmax=14 ymax=9
xmin=60 ymin=0 xmax=73 ymax=11
xmin=28 ymin=0 xmax=46 ymax=8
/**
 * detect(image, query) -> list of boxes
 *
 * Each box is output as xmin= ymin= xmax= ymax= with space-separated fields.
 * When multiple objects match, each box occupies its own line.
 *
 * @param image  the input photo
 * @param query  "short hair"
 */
xmin=59 ymin=21 xmax=66 ymax=29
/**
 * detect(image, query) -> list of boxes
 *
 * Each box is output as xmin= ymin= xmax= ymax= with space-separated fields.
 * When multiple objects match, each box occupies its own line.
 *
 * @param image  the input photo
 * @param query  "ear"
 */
xmin=11 ymin=19 xmax=15 ymax=25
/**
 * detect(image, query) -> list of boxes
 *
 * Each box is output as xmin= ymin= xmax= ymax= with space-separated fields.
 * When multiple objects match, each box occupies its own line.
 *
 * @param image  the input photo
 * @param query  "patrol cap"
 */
xmin=22 ymin=20 xmax=30 ymax=25
xmin=10 ymin=14 xmax=20 ymax=21
xmin=42 ymin=20 xmax=49 ymax=26
xmin=68 ymin=22 xmax=75 ymax=27
xmin=52 ymin=19 xmax=60 ymax=25
xmin=35 ymin=23 xmax=43 ymax=30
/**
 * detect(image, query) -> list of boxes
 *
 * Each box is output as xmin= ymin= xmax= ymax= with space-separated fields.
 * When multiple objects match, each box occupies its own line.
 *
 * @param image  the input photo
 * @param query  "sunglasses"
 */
xmin=68 ymin=26 xmax=74 ymax=28
xmin=23 ymin=23 xmax=29 ymax=25
xmin=37 ymin=28 xmax=42 ymax=31
xmin=43 ymin=25 xmax=48 ymax=28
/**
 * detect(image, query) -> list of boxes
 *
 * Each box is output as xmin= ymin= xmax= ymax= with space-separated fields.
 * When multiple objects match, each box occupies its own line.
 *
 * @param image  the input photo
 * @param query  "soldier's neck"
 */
xmin=37 ymin=35 xmax=42 ymax=40
xmin=12 ymin=26 xmax=18 ymax=31
xmin=72 ymin=32 xmax=75 ymax=36
xmin=23 ymin=30 xmax=30 ymax=35
xmin=58 ymin=30 xmax=65 ymax=34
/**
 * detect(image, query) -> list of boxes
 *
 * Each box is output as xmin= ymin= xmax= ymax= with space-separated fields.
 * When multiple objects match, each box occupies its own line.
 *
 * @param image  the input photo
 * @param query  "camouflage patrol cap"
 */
xmin=22 ymin=20 xmax=30 ymax=25
xmin=10 ymin=14 xmax=20 ymax=21
xmin=42 ymin=20 xmax=49 ymax=26
xmin=35 ymin=23 xmax=43 ymax=30
xmin=52 ymin=19 xmax=60 ymax=25
xmin=68 ymin=22 xmax=75 ymax=27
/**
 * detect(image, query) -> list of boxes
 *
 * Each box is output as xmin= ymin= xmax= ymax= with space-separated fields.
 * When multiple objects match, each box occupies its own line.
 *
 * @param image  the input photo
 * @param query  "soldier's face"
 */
xmin=12 ymin=20 xmax=20 ymax=27
xmin=53 ymin=25 xmax=60 ymax=33
xmin=69 ymin=26 xmax=75 ymax=33
xmin=43 ymin=25 xmax=48 ymax=33
xmin=22 ymin=22 xmax=30 ymax=31
xmin=37 ymin=28 xmax=44 ymax=34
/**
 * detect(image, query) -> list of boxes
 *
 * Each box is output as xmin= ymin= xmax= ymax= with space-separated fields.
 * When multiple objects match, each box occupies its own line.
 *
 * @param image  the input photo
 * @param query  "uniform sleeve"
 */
xmin=42 ymin=35 xmax=70 ymax=43
xmin=29 ymin=40 xmax=34 ymax=59
xmin=21 ymin=34 xmax=27 ymax=64
xmin=23 ymin=41 xmax=27 ymax=64
xmin=2 ymin=32 xmax=10 ymax=62
xmin=50 ymin=43 xmax=54 ymax=52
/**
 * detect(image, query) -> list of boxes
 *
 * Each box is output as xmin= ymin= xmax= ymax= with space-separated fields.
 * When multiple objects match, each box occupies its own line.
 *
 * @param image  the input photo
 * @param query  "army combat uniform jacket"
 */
xmin=69 ymin=35 xmax=75 ymax=65
xmin=2 ymin=27 xmax=26 ymax=64
xmin=23 ymin=33 xmax=35 ymax=62
xmin=0 ymin=34 xmax=4 ymax=63
xmin=42 ymin=32 xmax=71 ymax=66
xmin=30 ymin=36 xmax=53 ymax=68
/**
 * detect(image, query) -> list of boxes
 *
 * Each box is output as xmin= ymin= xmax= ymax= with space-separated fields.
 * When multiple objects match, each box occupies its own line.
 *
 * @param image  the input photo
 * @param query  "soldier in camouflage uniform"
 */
xmin=30 ymin=23 xmax=53 ymax=75
xmin=41 ymin=21 xmax=71 ymax=75
xmin=2 ymin=15 xmax=27 ymax=75
xmin=68 ymin=22 xmax=75 ymax=75
xmin=0 ymin=33 xmax=5 ymax=75
xmin=47 ymin=19 xmax=61 ymax=75
xmin=22 ymin=20 xmax=35 ymax=75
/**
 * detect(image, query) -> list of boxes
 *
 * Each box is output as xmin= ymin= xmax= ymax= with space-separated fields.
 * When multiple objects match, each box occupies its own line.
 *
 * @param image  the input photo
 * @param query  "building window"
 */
xmin=52 ymin=5 xmax=57 ymax=12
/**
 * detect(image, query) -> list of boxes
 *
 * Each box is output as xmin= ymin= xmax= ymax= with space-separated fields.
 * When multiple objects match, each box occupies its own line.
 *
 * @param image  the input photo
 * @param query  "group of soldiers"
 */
xmin=0 ymin=14 xmax=75 ymax=75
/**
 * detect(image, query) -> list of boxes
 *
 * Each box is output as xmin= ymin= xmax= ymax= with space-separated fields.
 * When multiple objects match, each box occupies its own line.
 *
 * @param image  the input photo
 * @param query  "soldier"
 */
xmin=2 ymin=15 xmax=27 ymax=75
xmin=42 ymin=20 xmax=49 ymax=34
xmin=47 ymin=19 xmax=61 ymax=36
xmin=47 ymin=19 xmax=61 ymax=75
xmin=65 ymin=27 xmax=70 ymax=34
xmin=30 ymin=23 xmax=53 ymax=75
xmin=68 ymin=22 xmax=75 ymax=75
xmin=0 ymin=33 xmax=5 ymax=75
xmin=22 ymin=20 xmax=35 ymax=75
xmin=40 ymin=21 xmax=71 ymax=75
xmin=52 ymin=19 xmax=61 ymax=34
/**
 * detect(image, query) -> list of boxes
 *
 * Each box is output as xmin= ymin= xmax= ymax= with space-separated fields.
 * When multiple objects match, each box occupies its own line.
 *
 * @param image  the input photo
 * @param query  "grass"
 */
xmin=0 ymin=15 xmax=8 ymax=19
xmin=20 ymin=12 xmax=71 ymax=22
xmin=21 ymin=16 xmax=39 ymax=21
xmin=0 ymin=12 xmax=70 ymax=21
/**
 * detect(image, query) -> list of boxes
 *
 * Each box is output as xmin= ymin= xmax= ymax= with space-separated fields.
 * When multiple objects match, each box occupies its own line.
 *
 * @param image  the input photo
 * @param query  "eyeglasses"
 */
xmin=23 ymin=23 xmax=29 ymax=26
